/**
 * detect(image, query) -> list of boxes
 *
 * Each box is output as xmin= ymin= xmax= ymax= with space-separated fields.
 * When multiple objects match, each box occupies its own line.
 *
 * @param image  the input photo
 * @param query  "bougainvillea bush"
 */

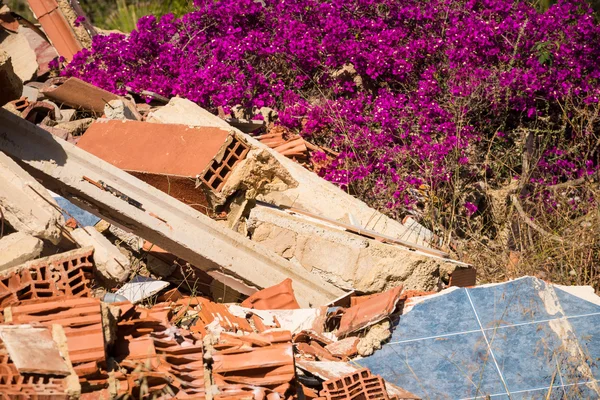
xmin=66 ymin=0 xmax=600 ymax=282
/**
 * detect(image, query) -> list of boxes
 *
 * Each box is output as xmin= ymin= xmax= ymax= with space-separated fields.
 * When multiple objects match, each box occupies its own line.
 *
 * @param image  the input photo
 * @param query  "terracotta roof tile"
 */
xmin=241 ymin=278 xmax=301 ymax=310
xmin=337 ymin=286 xmax=403 ymax=338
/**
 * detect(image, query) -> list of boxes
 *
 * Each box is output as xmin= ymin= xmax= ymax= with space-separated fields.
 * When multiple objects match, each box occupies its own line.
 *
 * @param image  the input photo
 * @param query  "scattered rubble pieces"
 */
xmin=0 ymin=108 xmax=346 ymax=307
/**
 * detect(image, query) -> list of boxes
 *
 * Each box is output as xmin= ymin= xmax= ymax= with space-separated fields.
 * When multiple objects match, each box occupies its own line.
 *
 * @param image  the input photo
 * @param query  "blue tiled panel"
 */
xmin=554 ymin=287 xmax=600 ymax=317
xmin=54 ymin=196 xmax=101 ymax=227
xmin=485 ymin=322 xmax=572 ymax=393
xmin=357 ymin=277 xmax=600 ymax=400
xmin=567 ymin=314 xmax=600 ymax=381
xmin=390 ymin=288 xmax=480 ymax=342
xmin=467 ymin=277 xmax=562 ymax=329
xmin=359 ymin=331 xmax=507 ymax=399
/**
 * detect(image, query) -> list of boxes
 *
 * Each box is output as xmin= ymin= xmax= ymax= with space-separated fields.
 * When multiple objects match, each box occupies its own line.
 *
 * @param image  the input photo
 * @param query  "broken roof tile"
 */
xmin=241 ymin=278 xmax=301 ymax=310
xmin=324 ymin=337 xmax=359 ymax=359
xmin=179 ymin=297 xmax=253 ymax=333
xmin=26 ymin=0 xmax=83 ymax=61
xmin=337 ymin=286 xmax=403 ymax=338
xmin=41 ymin=77 xmax=118 ymax=113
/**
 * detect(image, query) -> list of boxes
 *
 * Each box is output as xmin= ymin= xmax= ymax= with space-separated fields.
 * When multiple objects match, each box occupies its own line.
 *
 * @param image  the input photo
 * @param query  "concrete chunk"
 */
xmin=0 ymin=232 xmax=43 ymax=271
xmin=147 ymin=97 xmax=232 ymax=129
xmin=0 ymin=151 xmax=65 ymax=244
xmin=247 ymin=204 xmax=465 ymax=293
xmin=0 ymin=50 xmax=22 ymax=107
xmin=71 ymin=226 xmax=130 ymax=284
xmin=0 ymin=108 xmax=345 ymax=307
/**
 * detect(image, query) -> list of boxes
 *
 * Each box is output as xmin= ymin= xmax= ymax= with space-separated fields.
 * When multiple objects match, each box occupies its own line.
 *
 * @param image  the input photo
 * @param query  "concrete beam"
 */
xmin=0 ymin=109 xmax=345 ymax=307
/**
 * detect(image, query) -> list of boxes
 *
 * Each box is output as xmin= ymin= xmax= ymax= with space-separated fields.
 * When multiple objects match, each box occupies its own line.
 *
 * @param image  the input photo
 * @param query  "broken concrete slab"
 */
xmin=0 ymin=325 xmax=70 ymax=376
xmin=71 ymin=226 xmax=130 ymax=284
xmin=0 ymin=232 xmax=43 ymax=271
xmin=0 ymin=108 xmax=346 ymax=307
xmin=146 ymin=97 xmax=232 ymax=129
xmin=247 ymin=204 xmax=466 ymax=293
xmin=0 ymin=50 xmax=22 ymax=107
xmin=0 ymin=151 xmax=65 ymax=244
xmin=144 ymin=97 xmax=437 ymax=248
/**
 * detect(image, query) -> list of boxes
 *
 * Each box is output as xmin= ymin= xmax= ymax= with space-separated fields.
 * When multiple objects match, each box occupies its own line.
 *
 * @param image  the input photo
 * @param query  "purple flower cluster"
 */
xmin=65 ymin=0 xmax=600 ymax=216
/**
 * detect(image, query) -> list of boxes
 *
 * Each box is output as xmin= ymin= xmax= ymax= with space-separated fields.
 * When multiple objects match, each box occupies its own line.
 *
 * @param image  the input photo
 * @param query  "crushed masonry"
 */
xmin=0 ymin=107 xmax=346 ymax=307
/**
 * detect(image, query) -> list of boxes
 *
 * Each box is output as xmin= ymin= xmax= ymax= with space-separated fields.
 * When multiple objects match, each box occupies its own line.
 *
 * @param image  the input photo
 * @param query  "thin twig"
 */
xmin=510 ymin=195 xmax=563 ymax=243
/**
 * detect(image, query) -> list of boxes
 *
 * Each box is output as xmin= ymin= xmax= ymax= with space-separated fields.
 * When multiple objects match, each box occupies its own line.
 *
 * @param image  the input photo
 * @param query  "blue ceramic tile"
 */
xmin=509 ymin=382 xmax=600 ymax=399
xmin=359 ymin=331 xmax=507 ymax=399
xmin=390 ymin=288 xmax=480 ymax=342
xmin=54 ymin=196 xmax=101 ymax=227
xmin=485 ymin=321 xmax=580 ymax=394
xmin=567 ymin=314 xmax=600 ymax=381
xmin=554 ymin=287 xmax=600 ymax=317
xmin=467 ymin=277 xmax=563 ymax=329
xmin=562 ymin=381 xmax=600 ymax=399
xmin=507 ymin=386 xmax=564 ymax=399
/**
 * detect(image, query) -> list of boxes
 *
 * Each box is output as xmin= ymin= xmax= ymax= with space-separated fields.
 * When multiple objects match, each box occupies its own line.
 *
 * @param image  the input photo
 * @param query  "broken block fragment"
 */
xmin=71 ymin=227 xmax=130 ymax=284
xmin=0 ymin=232 xmax=43 ymax=272
xmin=0 ymin=151 xmax=65 ymax=244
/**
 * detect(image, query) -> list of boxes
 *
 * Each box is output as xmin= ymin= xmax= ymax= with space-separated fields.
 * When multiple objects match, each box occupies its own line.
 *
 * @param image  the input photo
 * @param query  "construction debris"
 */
xmin=5 ymin=18 xmax=597 ymax=399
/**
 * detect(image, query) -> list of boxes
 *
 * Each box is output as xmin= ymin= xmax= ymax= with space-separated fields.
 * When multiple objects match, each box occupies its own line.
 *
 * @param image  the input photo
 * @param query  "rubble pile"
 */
xmin=6 ymin=2 xmax=598 ymax=399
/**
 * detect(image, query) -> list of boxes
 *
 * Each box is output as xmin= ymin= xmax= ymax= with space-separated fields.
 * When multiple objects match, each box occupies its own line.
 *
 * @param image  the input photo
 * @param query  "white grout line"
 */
xmin=387 ymin=329 xmax=483 ymax=345
xmin=459 ymin=379 xmax=599 ymax=399
xmin=465 ymin=289 xmax=512 ymax=399
xmin=387 ymin=311 xmax=600 ymax=345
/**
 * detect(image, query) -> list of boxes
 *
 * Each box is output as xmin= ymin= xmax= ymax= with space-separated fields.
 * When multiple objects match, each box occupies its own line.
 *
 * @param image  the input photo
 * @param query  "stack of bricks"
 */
xmin=0 ymin=247 xmax=94 ymax=308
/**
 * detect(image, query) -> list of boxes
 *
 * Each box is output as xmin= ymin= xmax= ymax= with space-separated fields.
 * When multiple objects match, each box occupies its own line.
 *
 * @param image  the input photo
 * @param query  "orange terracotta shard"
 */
xmin=324 ymin=337 xmax=359 ymax=359
xmin=336 ymin=286 xmax=403 ymax=338
xmin=241 ymin=278 xmax=301 ymax=310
